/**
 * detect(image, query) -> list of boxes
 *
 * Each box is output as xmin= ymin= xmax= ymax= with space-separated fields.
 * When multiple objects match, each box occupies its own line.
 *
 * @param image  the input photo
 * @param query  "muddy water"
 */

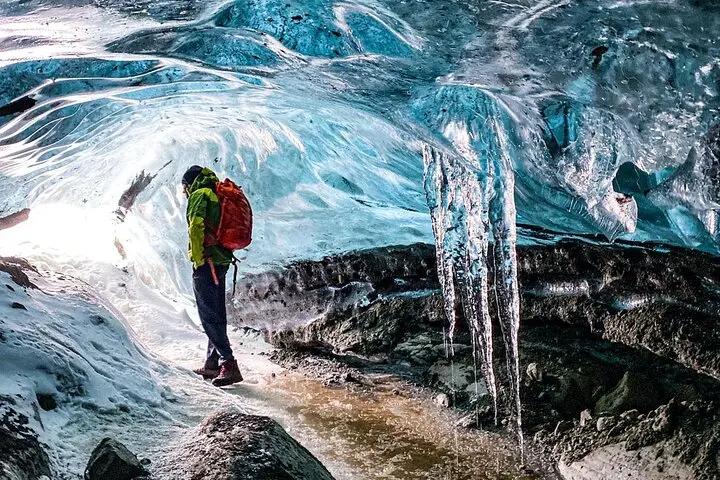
xmin=230 ymin=357 xmax=540 ymax=480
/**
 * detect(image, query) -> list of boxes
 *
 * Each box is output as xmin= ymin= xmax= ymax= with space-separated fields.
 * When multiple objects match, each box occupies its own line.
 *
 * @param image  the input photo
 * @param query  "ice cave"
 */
xmin=0 ymin=0 xmax=719 ymax=479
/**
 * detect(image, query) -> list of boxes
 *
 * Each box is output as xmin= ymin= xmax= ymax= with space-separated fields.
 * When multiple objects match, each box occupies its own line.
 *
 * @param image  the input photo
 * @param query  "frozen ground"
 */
xmin=0 ymin=234 xmax=534 ymax=480
xmin=0 ymin=208 xmax=285 ymax=477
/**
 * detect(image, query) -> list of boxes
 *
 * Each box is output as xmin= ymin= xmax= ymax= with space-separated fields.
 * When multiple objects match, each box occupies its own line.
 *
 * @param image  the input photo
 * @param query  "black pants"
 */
xmin=192 ymin=262 xmax=233 ymax=367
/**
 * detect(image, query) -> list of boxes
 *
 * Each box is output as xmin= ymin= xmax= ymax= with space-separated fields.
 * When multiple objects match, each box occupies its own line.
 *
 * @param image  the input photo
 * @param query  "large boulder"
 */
xmin=160 ymin=408 xmax=335 ymax=480
xmin=84 ymin=438 xmax=149 ymax=480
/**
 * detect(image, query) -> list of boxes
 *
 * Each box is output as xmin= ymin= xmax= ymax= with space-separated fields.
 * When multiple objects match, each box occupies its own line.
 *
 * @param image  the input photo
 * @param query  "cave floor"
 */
xmin=220 ymin=340 xmax=550 ymax=480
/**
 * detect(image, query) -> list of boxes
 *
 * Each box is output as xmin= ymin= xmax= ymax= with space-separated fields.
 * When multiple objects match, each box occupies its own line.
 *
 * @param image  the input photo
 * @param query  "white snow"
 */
xmin=0 ymin=268 xmax=192 ymax=476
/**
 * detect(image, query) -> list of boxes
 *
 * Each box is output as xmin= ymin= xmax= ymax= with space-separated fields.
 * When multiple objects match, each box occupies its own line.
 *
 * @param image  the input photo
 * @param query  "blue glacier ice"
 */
xmin=1 ymin=0 xmax=719 ymax=460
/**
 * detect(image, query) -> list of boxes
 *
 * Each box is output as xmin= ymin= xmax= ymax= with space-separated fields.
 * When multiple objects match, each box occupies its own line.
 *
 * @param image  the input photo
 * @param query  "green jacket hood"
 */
xmin=188 ymin=168 xmax=219 ymax=194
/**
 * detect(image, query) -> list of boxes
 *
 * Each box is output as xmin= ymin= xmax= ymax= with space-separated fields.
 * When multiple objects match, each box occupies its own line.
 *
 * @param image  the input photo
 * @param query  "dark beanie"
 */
xmin=181 ymin=165 xmax=203 ymax=187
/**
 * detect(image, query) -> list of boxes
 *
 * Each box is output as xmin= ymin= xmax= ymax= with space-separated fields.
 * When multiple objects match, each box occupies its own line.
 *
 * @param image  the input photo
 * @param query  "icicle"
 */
xmin=420 ymin=86 xmax=524 ymax=455
xmin=460 ymin=172 xmax=499 ymax=426
xmin=488 ymin=113 xmax=524 ymax=458
xmin=424 ymin=144 xmax=500 ymax=426
xmin=422 ymin=145 xmax=460 ymax=351
xmin=471 ymin=333 xmax=480 ymax=427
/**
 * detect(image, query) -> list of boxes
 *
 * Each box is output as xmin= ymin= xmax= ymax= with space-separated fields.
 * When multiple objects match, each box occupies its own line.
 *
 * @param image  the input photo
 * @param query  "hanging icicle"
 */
xmin=488 ymin=111 xmax=524 ymax=458
xmin=422 ymin=144 xmax=500 ymax=426
xmin=422 ymin=145 xmax=463 ymax=352
xmin=460 ymin=171 xmax=499 ymax=426
xmin=418 ymin=85 xmax=524 ymax=453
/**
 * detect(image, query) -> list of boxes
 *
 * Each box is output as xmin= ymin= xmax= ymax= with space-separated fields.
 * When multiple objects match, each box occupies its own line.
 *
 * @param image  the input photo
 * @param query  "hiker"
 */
xmin=182 ymin=165 xmax=252 ymax=387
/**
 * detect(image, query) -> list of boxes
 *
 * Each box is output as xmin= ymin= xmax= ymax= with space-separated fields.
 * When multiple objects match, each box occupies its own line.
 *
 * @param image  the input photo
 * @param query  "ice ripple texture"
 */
xmin=1 ymin=1 xmax=718 ymax=279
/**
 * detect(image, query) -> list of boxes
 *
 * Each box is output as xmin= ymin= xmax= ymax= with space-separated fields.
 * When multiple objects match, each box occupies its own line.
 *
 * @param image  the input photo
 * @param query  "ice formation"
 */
xmin=418 ymin=86 xmax=523 ymax=448
xmin=1 ymin=0 xmax=719 ymax=270
xmin=0 ymin=263 xmax=235 ymax=475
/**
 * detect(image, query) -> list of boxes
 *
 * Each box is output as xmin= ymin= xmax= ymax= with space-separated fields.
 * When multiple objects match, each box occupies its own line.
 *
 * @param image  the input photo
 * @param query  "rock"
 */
xmin=0 ymin=208 xmax=30 ymax=231
xmin=558 ymin=442 xmax=694 ymax=480
xmin=551 ymin=373 xmax=596 ymax=415
xmin=36 ymin=393 xmax=57 ymax=411
xmin=159 ymin=408 xmax=335 ymax=480
xmin=0 ymin=96 xmax=36 ymax=117
xmin=594 ymin=371 xmax=663 ymax=416
xmin=0 ymin=257 xmax=37 ymax=289
xmin=596 ymin=416 xmax=615 ymax=432
xmin=230 ymin=243 xmax=439 ymax=346
xmin=553 ymin=420 xmax=572 ymax=435
xmin=275 ymin=293 xmax=443 ymax=356
xmin=85 ymin=437 xmax=149 ymax=480
xmin=475 ymin=403 xmax=494 ymax=420
xmin=620 ymin=409 xmax=640 ymax=421
xmin=651 ymin=407 xmax=673 ymax=433
xmin=625 ymin=401 xmax=676 ymax=451
xmin=579 ymin=409 xmax=592 ymax=427
xmin=526 ymin=362 xmax=544 ymax=382
xmin=456 ymin=413 xmax=476 ymax=429
xmin=394 ymin=332 xmax=445 ymax=365
xmin=434 ymin=393 xmax=452 ymax=408
xmin=10 ymin=302 xmax=27 ymax=310
xmin=606 ymin=422 xmax=626 ymax=438
xmin=0 ymin=401 xmax=51 ymax=480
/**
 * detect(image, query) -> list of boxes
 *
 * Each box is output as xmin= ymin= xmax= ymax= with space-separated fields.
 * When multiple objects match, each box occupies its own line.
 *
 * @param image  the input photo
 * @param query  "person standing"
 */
xmin=182 ymin=165 xmax=244 ymax=387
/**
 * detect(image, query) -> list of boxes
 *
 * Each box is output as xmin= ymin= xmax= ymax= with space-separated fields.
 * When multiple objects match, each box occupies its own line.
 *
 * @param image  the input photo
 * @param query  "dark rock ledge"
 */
xmin=0 ymin=396 xmax=52 ymax=480
xmin=229 ymin=240 xmax=720 ymax=479
xmin=230 ymin=241 xmax=720 ymax=381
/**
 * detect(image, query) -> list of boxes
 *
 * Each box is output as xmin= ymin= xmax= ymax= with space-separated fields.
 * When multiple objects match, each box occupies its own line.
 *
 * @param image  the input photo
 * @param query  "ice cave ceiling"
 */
xmin=0 ymin=0 xmax=719 ymax=282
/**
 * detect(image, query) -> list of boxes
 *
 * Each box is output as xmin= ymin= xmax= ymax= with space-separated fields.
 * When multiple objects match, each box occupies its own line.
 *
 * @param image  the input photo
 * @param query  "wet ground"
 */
xmin=225 ymin=344 xmax=544 ymax=480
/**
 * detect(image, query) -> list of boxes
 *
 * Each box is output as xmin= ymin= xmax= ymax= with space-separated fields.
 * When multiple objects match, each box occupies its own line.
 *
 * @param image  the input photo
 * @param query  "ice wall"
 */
xmin=1 ymin=1 xmax=719 ymax=289
xmin=0 ymin=0 xmax=719 ymax=468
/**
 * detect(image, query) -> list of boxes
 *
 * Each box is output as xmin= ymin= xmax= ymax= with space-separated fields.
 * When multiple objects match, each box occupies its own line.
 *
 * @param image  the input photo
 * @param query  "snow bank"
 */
xmin=0 ymin=259 xmax=237 ymax=478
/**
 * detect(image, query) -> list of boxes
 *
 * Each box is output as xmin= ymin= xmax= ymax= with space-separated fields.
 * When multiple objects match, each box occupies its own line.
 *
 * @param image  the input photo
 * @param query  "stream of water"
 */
xmin=230 ymin=347 xmax=541 ymax=480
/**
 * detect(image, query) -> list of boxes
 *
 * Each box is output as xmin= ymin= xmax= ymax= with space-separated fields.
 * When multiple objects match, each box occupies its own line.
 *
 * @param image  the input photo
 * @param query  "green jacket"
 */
xmin=186 ymin=168 xmax=233 ymax=268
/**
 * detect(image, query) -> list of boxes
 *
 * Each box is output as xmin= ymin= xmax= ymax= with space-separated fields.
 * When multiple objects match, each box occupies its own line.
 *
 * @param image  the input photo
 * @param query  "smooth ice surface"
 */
xmin=0 ymin=0 xmax=719 ymax=282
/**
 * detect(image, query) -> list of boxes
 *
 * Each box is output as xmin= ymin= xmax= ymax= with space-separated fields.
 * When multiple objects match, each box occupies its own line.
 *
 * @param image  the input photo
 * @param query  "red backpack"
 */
xmin=213 ymin=178 xmax=253 ymax=250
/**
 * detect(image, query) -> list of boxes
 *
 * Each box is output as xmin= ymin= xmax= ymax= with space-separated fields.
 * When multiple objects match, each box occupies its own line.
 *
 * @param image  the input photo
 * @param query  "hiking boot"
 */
xmin=193 ymin=366 xmax=220 ymax=380
xmin=211 ymin=359 xmax=243 ymax=387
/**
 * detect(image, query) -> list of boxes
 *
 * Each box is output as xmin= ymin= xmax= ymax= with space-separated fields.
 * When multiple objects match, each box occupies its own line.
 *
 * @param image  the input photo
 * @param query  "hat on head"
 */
xmin=181 ymin=165 xmax=203 ymax=187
